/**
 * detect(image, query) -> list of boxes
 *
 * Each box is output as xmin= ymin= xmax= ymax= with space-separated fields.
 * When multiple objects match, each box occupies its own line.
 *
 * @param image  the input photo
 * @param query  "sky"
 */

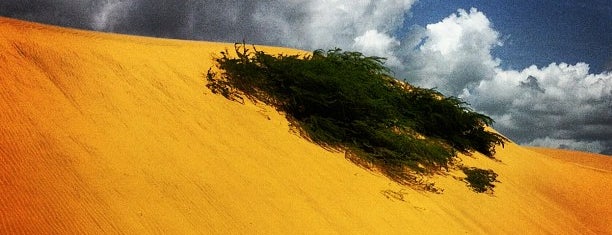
xmin=1 ymin=0 xmax=610 ymax=154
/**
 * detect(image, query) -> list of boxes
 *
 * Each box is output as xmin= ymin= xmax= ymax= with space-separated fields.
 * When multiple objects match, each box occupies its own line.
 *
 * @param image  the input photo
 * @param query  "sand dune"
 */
xmin=0 ymin=17 xmax=610 ymax=234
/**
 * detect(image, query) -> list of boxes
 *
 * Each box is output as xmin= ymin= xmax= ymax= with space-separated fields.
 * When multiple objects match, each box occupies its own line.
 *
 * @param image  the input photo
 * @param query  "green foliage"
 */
xmin=462 ymin=167 xmax=499 ymax=193
xmin=401 ymin=88 xmax=507 ymax=157
xmin=206 ymin=43 xmax=507 ymax=186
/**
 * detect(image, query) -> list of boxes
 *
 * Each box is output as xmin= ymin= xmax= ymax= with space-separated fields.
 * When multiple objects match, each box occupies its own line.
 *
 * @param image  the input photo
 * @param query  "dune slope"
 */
xmin=1 ymin=17 xmax=610 ymax=234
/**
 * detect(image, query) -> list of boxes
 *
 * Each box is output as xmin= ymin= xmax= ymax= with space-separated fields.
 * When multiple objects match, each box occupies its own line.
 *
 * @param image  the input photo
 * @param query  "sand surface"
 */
xmin=1 ymin=17 xmax=610 ymax=234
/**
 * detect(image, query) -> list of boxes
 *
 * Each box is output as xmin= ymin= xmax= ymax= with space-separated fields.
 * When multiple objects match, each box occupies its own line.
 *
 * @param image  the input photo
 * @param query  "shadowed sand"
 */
xmin=0 ymin=17 xmax=610 ymax=234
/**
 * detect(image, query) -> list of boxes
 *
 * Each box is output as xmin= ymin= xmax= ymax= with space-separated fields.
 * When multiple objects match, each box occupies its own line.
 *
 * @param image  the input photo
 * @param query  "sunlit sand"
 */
xmin=0 ymin=17 xmax=609 ymax=234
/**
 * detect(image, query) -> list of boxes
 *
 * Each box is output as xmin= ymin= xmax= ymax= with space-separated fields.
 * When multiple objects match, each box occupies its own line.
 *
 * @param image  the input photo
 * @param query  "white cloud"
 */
xmin=303 ymin=0 xmax=415 ymax=50
xmin=352 ymin=30 xmax=401 ymax=66
xmin=402 ymin=8 xmax=612 ymax=154
xmin=403 ymin=8 xmax=501 ymax=96
xmin=465 ymin=63 xmax=612 ymax=154
xmin=249 ymin=0 xmax=413 ymax=66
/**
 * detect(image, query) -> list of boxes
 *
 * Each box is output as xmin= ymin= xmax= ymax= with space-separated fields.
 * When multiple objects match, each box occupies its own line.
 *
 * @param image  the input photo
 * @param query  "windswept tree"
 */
xmin=207 ymin=43 xmax=507 ymax=191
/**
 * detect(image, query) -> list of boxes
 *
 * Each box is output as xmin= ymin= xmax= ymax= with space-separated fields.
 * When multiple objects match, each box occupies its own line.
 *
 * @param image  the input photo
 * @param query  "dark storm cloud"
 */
xmin=106 ymin=0 xmax=194 ymax=38
xmin=0 ymin=0 xmax=307 ymax=45
xmin=0 ymin=0 xmax=415 ymax=49
xmin=101 ymin=0 xmax=274 ymax=43
xmin=0 ymin=0 xmax=101 ymax=29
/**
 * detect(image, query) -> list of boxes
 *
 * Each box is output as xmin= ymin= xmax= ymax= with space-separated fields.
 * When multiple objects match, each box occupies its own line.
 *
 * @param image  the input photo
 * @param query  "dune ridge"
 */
xmin=0 ymin=17 xmax=610 ymax=234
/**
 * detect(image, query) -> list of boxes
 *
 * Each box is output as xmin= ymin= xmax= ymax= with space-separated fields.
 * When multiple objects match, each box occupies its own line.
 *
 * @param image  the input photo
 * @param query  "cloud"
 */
xmin=401 ymin=8 xmax=612 ymax=154
xmin=527 ymin=137 xmax=606 ymax=154
xmin=352 ymin=30 xmax=401 ymax=66
xmin=303 ymin=0 xmax=414 ymax=49
xmin=465 ymin=63 xmax=612 ymax=154
xmin=401 ymin=8 xmax=501 ymax=96
xmin=519 ymin=76 xmax=545 ymax=93
xmin=92 ymin=0 xmax=133 ymax=31
xmin=1 ymin=0 xmax=415 ymax=54
xmin=0 ymin=0 xmax=101 ymax=29
xmin=1 ymin=0 xmax=415 ymax=51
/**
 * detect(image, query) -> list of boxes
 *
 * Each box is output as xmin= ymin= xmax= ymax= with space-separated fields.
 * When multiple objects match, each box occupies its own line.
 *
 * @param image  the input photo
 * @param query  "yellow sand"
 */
xmin=0 ymin=17 xmax=610 ymax=234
